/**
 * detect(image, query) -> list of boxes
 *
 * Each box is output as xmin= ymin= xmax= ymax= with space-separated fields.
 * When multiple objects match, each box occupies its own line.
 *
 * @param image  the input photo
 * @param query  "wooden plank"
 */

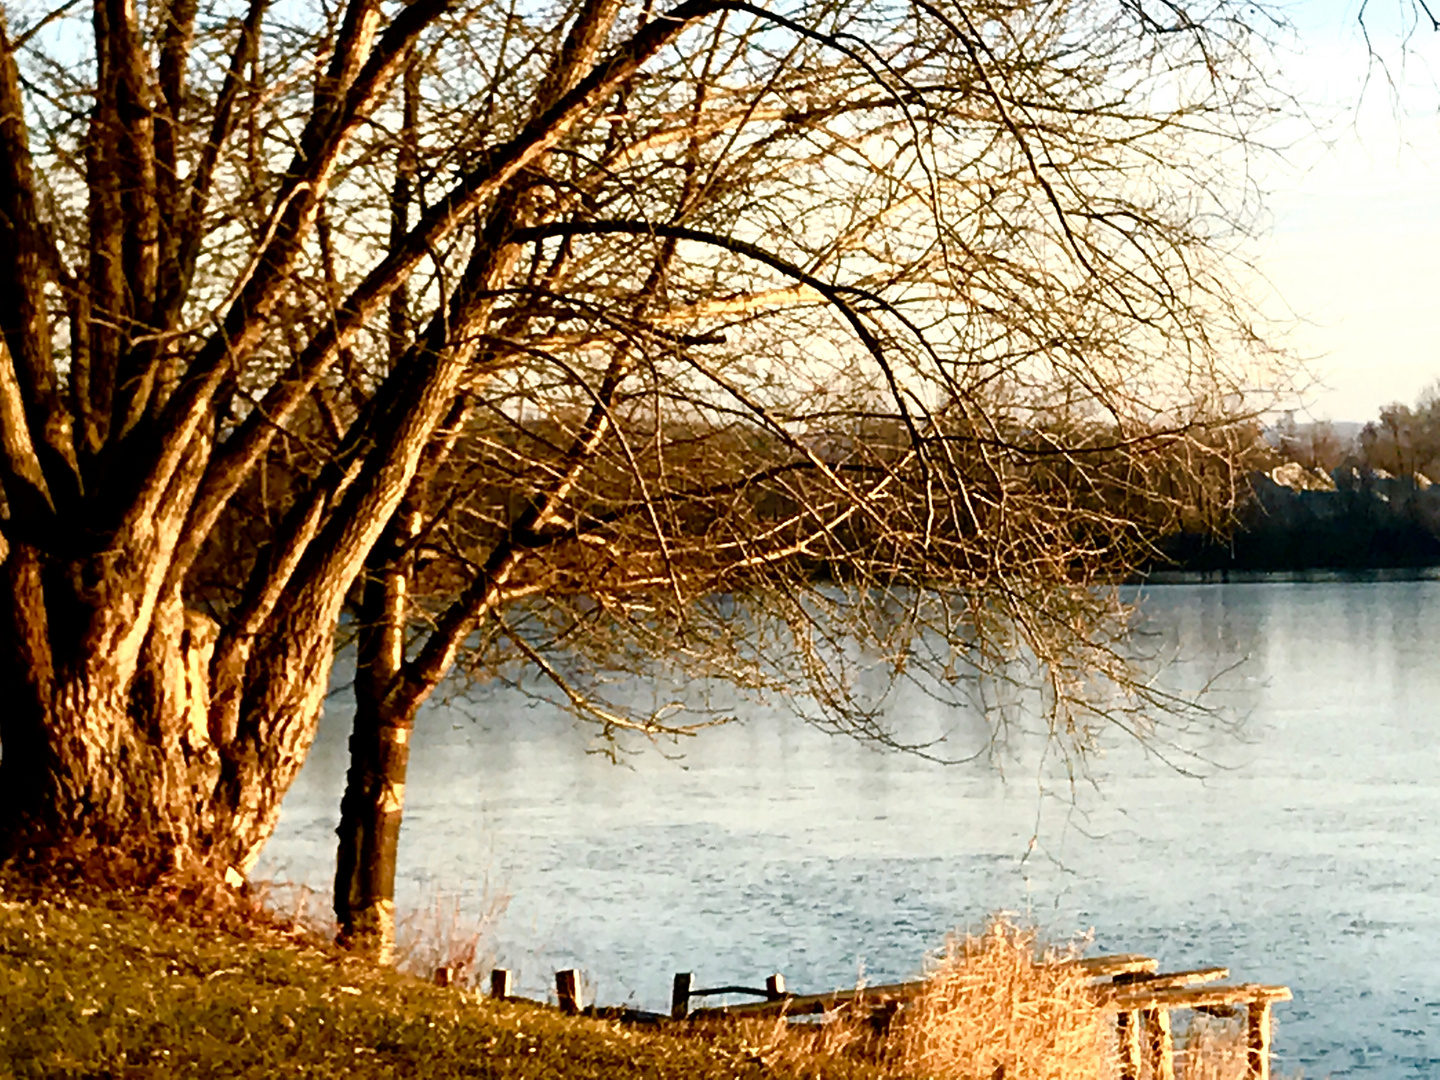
xmin=690 ymin=979 xmax=920 ymax=1020
xmin=490 ymin=967 xmax=512 ymax=1000
xmin=1247 ymin=1001 xmax=1272 ymax=1080
xmin=1133 ymin=966 xmax=1228 ymax=990
xmin=1095 ymin=967 xmax=1229 ymax=1002
xmin=691 ymin=955 xmax=1170 ymax=1021
xmin=1145 ymin=1008 xmax=1175 ymax=1080
xmin=1105 ymin=983 xmax=1292 ymax=1014
xmin=1067 ymin=954 xmax=1159 ymax=979
xmin=690 ymin=984 xmax=772 ymax=998
xmin=671 ymin=973 xmax=693 ymax=1021
xmin=556 ymin=969 xmax=581 ymax=1015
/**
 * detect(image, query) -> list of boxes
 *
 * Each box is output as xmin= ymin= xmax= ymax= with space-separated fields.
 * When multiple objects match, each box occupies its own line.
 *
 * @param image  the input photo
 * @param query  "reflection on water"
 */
xmin=261 ymin=580 xmax=1440 ymax=1079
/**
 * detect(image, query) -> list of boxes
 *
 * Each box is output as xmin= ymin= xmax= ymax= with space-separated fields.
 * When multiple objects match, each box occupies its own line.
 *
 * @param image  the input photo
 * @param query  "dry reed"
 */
xmin=1177 ymin=1011 xmax=1250 ymax=1080
xmin=699 ymin=918 xmax=1111 ymax=1079
xmin=895 ymin=918 xmax=1110 ymax=1080
xmin=392 ymin=886 xmax=509 ymax=987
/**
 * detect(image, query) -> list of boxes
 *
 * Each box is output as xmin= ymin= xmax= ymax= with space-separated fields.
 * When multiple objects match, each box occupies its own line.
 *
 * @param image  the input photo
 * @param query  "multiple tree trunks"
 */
xmin=0 ymin=0 xmax=452 ymax=887
xmin=0 ymin=0 xmax=717 ymax=900
xmin=0 ymin=524 xmax=334 ymax=887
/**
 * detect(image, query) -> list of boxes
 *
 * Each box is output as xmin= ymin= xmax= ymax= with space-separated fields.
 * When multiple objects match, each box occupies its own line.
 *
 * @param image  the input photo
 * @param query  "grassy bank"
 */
xmin=1 ymin=889 xmax=1262 ymax=1079
xmin=0 ymin=893 xmax=891 ymax=1079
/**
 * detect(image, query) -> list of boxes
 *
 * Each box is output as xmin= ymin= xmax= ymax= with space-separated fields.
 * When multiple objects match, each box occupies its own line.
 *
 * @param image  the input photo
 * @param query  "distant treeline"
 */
xmin=1156 ymin=383 xmax=1440 ymax=573
xmin=187 ymin=389 xmax=1440 ymax=595
xmin=1159 ymin=466 xmax=1440 ymax=572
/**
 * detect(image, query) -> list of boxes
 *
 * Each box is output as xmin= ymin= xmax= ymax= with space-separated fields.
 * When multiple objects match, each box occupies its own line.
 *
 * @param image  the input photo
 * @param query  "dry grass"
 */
xmin=0 ymin=893 xmax=887 ymax=1079
xmin=1178 ymin=1012 xmax=1250 ymax=1080
xmin=2 ymin=887 xmax=1279 ymax=1079
xmin=894 ymin=919 xmax=1110 ymax=1080
xmin=393 ymin=886 xmax=509 ymax=988
xmin=706 ymin=918 xmax=1267 ymax=1080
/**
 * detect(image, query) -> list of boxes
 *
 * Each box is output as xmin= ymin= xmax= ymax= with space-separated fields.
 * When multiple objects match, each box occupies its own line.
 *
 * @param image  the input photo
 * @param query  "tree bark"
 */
xmin=334 ymin=510 xmax=418 ymax=959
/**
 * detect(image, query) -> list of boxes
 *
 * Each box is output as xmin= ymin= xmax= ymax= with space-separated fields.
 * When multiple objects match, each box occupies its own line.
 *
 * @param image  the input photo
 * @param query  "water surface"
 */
xmin=261 ymin=580 xmax=1440 ymax=1079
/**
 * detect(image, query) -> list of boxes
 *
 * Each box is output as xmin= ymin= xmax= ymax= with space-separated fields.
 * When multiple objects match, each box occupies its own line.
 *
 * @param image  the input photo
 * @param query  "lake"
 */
xmin=259 ymin=578 xmax=1440 ymax=1079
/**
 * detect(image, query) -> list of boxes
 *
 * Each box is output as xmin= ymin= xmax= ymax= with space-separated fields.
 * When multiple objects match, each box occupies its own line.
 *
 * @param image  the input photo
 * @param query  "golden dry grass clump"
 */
xmin=1178 ymin=1012 xmax=1250 ymax=1080
xmin=895 ymin=918 xmax=1109 ymax=1080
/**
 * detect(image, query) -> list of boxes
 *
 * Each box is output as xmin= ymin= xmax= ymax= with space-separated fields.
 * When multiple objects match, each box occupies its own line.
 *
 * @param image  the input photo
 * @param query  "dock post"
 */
xmin=766 ymin=973 xmax=786 ymax=1001
xmin=556 ymin=969 xmax=581 ymax=1014
xmin=1117 ymin=1010 xmax=1142 ymax=1080
xmin=671 ymin=972 xmax=693 ymax=1020
xmin=490 ymin=968 xmax=512 ymax=1000
xmin=1247 ymin=1001 xmax=1272 ymax=1080
xmin=1144 ymin=1008 xmax=1174 ymax=1080
xmin=434 ymin=966 xmax=454 ymax=987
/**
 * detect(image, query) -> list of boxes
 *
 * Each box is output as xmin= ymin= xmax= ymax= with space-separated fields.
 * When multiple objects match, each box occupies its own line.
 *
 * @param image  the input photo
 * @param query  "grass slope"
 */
xmin=0 ymin=894 xmax=882 ymax=1079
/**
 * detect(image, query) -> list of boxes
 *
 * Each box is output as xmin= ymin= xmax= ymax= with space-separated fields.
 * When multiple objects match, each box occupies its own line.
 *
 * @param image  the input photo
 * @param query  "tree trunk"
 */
xmin=332 ymin=682 xmax=416 ymax=960
xmin=333 ymin=511 xmax=419 ymax=960
xmin=0 ymin=527 xmax=341 ymax=889
xmin=2 ymin=569 xmax=217 ymax=878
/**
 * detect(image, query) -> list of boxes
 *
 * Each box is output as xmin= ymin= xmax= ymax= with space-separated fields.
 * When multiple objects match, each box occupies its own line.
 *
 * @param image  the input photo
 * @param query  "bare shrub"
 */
xmin=248 ymin=879 xmax=338 ymax=942
xmin=392 ymin=887 xmax=510 ymax=989
xmin=250 ymin=877 xmax=506 ymax=989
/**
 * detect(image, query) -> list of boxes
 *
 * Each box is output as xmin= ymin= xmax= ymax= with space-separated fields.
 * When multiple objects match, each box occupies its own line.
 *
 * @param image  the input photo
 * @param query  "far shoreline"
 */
xmin=1133 ymin=566 xmax=1440 ymax=586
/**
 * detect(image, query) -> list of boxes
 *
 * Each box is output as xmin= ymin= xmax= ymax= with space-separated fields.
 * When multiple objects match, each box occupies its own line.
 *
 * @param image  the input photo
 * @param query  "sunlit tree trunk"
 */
xmin=334 ymin=510 xmax=418 ymax=959
xmin=331 ymin=0 xmax=626 ymax=958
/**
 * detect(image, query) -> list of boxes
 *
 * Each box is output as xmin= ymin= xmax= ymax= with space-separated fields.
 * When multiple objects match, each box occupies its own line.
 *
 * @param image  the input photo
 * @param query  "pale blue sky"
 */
xmin=1258 ymin=1 xmax=1440 ymax=421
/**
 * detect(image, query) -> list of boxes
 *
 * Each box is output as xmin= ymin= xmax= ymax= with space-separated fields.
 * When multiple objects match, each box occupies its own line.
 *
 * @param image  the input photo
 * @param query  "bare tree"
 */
xmin=326 ymin=1 xmax=1284 ymax=954
xmin=1357 ymin=392 xmax=1440 ymax=481
xmin=1274 ymin=415 xmax=1349 ymax=475
xmin=0 ymin=0 xmax=1281 ymax=934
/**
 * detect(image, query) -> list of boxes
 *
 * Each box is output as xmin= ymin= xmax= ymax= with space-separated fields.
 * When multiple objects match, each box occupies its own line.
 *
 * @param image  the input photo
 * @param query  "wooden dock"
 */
xmin=476 ymin=951 xmax=1290 ymax=1079
xmin=679 ymin=954 xmax=1161 ymax=1021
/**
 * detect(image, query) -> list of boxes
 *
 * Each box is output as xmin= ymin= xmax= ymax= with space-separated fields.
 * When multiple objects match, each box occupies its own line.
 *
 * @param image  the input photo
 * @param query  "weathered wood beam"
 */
xmin=490 ymin=967 xmax=512 ymax=999
xmin=556 ymin=969 xmax=581 ymax=1015
xmin=1117 ymin=1009 xmax=1142 ymax=1080
xmin=1068 ymin=953 xmax=1159 ymax=979
xmin=671 ymin=972 xmax=692 ymax=1020
xmin=689 ymin=954 xmax=1164 ymax=1020
xmin=1095 ymin=966 xmax=1229 ymax=1002
xmin=689 ymin=978 xmax=922 ymax=1020
xmin=1105 ymin=983 xmax=1292 ymax=1014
